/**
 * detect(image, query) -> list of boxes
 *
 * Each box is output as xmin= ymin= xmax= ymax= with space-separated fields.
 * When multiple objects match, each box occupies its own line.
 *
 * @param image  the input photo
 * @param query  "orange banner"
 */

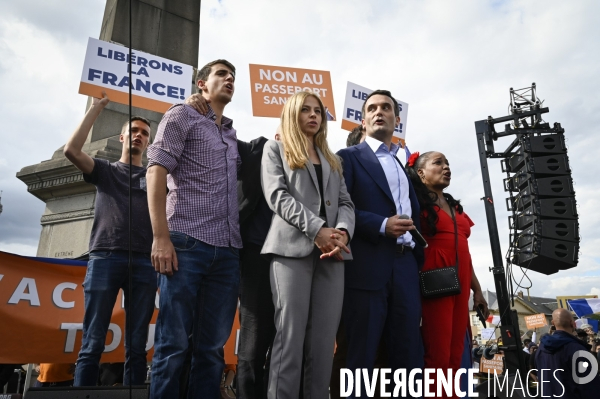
xmin=340 ymin=120 xmax=405 ymax=148
xmin=249 ymin=64 xmax=336 ymax=119
xmin=480 ymin=353 xmax=504 ymax=375
xmin=0 ymin=251 xmax=239 ymax=364
xmin=524 ymin=313 xmax=548 ymax=329
xmin=79 ymin=82 xmax=174 ymax=114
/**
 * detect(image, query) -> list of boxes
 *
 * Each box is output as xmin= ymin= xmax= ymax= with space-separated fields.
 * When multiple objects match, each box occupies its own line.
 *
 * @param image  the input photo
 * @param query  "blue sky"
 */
xmin=0 ymin=0 xmax=599 ymax=298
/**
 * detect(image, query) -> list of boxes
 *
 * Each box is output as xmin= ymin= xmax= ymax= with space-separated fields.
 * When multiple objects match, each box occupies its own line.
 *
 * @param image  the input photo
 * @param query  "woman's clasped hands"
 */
xmin=315 ymin=227 xmax=349 ymax=261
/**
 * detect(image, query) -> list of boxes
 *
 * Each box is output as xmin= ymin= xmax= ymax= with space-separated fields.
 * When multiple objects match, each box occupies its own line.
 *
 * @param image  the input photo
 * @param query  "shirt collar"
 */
xmin=364 ymin=135 xmax=400 ymax=156
xmin=205 ymin=104 xmax=234 ymax=129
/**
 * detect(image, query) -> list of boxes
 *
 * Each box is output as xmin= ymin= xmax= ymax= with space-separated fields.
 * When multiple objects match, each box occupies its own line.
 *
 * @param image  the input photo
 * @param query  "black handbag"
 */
xmin=419 ymin=206 xmax=462 ymax=298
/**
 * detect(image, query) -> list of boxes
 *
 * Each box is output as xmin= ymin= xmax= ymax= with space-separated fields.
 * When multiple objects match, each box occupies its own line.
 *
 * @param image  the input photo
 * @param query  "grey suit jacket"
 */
xmin=260 ymin=140 xmax=355 ymax=259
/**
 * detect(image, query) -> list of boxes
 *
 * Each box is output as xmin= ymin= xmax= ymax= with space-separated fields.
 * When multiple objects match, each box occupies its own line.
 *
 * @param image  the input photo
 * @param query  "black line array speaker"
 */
xmin=502 ymin=133 xmax=579 ymax=275
xmin=26 ymin=386 xmax=148 ymax=399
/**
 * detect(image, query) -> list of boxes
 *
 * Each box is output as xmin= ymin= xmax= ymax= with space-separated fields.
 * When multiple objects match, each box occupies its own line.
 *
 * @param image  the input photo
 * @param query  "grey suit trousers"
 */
xmin=267 ymin=248 xmax=344 ymax=399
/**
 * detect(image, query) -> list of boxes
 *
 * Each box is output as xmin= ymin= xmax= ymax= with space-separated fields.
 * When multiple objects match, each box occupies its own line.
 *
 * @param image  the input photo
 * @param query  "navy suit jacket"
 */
xmin=337 ymin=141 xmax=424 ymax=291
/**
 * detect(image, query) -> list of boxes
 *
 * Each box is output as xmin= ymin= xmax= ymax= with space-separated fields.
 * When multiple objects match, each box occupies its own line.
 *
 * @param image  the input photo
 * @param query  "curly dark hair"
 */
xmin=346 ymin=125 xmax=364 ymax=147
xmin=196 ymin=59 xmax=236 ymax=92
xmin=406 ymin=151 xmax=463 ymax=236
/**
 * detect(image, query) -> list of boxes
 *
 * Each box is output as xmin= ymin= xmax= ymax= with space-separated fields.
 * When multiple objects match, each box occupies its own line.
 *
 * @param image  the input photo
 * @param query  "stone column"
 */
xmin=16 ymin=0 xmax=201 ymax=258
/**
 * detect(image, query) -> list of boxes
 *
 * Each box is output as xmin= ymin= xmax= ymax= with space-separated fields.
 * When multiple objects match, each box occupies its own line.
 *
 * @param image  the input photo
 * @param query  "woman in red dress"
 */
xmin=407 ymin=151 xmax=476 ymax=398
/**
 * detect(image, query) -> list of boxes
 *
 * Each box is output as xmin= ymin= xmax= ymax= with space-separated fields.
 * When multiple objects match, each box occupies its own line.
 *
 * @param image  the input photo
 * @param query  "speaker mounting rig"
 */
xmin=474 ymin=83 xmax=579 ymax=396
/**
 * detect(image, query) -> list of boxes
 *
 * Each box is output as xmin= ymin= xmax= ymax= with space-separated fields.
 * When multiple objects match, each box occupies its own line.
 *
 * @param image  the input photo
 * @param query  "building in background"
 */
xmin=469 ymin=290 xmax=556 ymax=344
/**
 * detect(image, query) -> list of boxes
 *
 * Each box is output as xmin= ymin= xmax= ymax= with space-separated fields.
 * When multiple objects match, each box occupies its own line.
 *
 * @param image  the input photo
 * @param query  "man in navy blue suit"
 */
xmin=337 ymin=90 xmax=424 ymax=396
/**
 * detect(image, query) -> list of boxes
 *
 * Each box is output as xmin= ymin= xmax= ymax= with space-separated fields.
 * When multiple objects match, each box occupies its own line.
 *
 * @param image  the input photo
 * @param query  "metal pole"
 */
xmin=475 ymin=119 xmax=530 ymax=391
xmin=23 ymin=363 xmax=33 ymax=397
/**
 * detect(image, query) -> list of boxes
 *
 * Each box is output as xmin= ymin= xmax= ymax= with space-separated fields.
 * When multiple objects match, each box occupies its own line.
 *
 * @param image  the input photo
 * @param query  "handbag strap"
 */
xmin=449 ymin=205 xmax=459 ymax=267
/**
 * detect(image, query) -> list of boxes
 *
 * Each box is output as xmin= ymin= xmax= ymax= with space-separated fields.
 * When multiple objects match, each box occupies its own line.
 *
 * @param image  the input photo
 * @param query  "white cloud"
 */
xmin=0 ymin=242 xmax=38 ymax=257
xmin=546 ymin=276 xmax=600 ymax=297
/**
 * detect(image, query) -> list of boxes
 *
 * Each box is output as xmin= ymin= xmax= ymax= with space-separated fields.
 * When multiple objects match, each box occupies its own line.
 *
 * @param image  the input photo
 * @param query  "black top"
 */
xmin=83 ymin=159 xmax=152 ymax=253
xmin=237 ymin=137 xmax=272 ymax=246
xmin=313 ymin=164 xmax=326 ymax=218
xmin=241 ymin=196 xmax=272 ymax=247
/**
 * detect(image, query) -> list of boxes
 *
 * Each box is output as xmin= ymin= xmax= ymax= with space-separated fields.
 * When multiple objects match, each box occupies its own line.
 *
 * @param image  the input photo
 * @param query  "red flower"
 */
xmin=407 ymin=152 xmax=420 ymax=167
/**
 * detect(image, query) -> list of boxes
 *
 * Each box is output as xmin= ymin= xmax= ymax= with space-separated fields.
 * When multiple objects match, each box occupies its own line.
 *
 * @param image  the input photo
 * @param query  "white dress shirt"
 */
xmin=364 ymin=136 xmax=414 ymax=247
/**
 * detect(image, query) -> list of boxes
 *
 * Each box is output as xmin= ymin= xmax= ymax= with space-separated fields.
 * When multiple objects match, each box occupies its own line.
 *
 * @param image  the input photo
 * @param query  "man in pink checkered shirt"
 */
xmin=146 ymin=59 xmax=241 ymax=399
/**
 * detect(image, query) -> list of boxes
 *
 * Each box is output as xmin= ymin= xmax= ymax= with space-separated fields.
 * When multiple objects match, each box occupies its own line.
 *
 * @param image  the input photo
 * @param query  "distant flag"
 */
xmin=575 ymin=318 xmax=599 ymax=333
xmin=404 ymin=145 xmax=411 ymax=164
xmin=567 ymin=298 xmax=600 ymax=318
xmin=325 ymin=107 xmax=335 ymax=121
xmin=486 ymin=315 xmax=501 ymax=325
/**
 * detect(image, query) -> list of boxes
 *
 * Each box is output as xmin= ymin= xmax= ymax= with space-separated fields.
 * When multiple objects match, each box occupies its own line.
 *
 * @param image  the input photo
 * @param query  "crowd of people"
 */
xmin=528 ymin=309 xmax=600 ymax=397
xmin=30 ymin=57 xmax=593 ymax=399
xmin=470 ymin=309 xmax=600 ymax=398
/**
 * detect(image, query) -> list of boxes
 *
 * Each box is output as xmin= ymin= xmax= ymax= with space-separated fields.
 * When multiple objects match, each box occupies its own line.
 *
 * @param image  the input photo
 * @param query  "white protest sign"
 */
xmin=341 ymin=81 xmax=409 ymax=146
xmin=79 ymin=37 xmax=194 ymax=113
xmin=481 ymin=328 xmax=496 ymax=341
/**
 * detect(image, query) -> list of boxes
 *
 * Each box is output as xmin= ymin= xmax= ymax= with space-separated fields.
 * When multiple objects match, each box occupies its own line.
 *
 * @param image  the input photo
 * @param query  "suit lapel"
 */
xmin=316 ymin=147 xmax=331 ymax=193
xmin=354 ymin=142 xmax=394 ymax=203
xmin=305 ymin=158 xmax=319 ymax=192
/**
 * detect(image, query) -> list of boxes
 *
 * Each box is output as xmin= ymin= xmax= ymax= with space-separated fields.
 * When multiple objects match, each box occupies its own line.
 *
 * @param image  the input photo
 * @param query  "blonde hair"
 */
xmin=279 ymin=91 xmax=342 ymax=174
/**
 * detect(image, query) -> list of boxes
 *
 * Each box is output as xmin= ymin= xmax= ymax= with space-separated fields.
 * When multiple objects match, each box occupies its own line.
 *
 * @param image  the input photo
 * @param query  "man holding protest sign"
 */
xmin=63 ymin=92 xmax=157 ymax=386
xmin=146 ymin=59 xmax=241 ymax=399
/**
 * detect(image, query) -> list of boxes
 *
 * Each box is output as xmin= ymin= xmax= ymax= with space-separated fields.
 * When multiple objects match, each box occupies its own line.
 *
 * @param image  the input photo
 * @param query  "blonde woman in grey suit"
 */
xmin=261 ymin=91 xmax=355 ymax=398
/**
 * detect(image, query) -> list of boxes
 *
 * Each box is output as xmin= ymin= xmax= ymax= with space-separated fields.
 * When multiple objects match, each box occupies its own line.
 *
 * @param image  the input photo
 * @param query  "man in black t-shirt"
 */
xmin=64 ymin=92 xmax=157 ymax=386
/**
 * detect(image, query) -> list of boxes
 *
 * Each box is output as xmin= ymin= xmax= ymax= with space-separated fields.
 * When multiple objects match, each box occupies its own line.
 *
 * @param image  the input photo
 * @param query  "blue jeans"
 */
xmin=74 ymin=250 xmax=157 ymax=386
xmin=150 ymin=232 xmax=240 ymax=399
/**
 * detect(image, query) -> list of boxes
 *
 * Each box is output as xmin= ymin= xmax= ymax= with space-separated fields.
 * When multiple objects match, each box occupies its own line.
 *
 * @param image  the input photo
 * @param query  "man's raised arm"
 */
xmin=63 ymin=92 xmax=109 ymax=175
